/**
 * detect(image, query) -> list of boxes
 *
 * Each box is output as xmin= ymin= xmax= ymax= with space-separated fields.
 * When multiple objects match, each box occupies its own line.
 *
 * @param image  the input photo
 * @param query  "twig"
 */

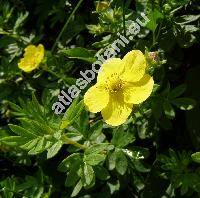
xmin=51 ymin=0 xmax=84 ymax=53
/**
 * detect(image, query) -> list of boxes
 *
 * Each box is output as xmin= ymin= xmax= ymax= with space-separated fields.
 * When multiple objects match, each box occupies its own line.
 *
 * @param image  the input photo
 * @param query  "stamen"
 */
xmin=105 ymin=73 xmax=124 ymax=93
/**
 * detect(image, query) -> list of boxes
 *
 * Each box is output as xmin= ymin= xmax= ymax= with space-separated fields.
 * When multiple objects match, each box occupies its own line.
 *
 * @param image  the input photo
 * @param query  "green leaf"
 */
xmin=163 ymin=101 xmax=175 ymax=119
xmin=60 ymin=154 xmax=83 ymax=187
xmin=123 ymin=147 xmax=150 ymax=160
xmin=9 ymin=124 xmax=36 ymax=138
xmin=0 ymin=136 xmax=27 ymax=146
xmin=88 ymin=121 xmax=103 ymax=141
xmin=191 ymin=152 xmax=200 ymax=164
xmin=173 ymin=24 xmax=197 ymax=48
xmin=169 ymin=84 xmax=186 ymax=99
xmin=58 ymin=153 xmax=82 ymax=172
xmin=108 ymin=150 xmax=117 ymax=170
xmin=0 ymin=177 xmax=15 ymax=198
xmin=111 ymin=127 xmax=135 ymax=148
xmin=115 ymin=149 xmax=128 ymax=175
xmin=182 ymin=25 xmax=199 ymax=33
xmin=175 ymin=15 xmax=200 ymax=25
xmin=28 ymin=137 xmax=47 ymax=155
xmin=66 ymin=130 xmax=83 ymax=142
xmin=172 ymin=98 xmax=196 ymax=110
xmin=78 ymin=109 xmax=89 ymax=137
xmin=163 ymin=0 xmax=190 ymax=14
xmin=71 ymin=180 xmax=82 ymax=197
xmin=82 ymin=163 xmax=94 ymax=186
xmin=84 ymin=153 xmax=106 ymax=166
xmin=136 ymin=0 xmax=148 ymax=12
xmin=47 ymin=140 xmax=63 ymax=159
xmin=60 ymin=47 xmax=96 ymax=63
xmin=151 ymin=99 xmax=163 ymax=120
xmin=32 ymin=93 xmax=44 ymax=117
xmin=20 ymin=138 xmax=40 ymax=150
xmin=64 ymin=157 xmax=81 ymax=187
xmin=94 ymin=166 xmax=110 ymax=181
xmin=146 ymin=9 xmax=163 ymax=31
xmin=161 ymin=83 xmax=170 ymax=96
xmin=85 ymin=143 xmax=114 ymax=155
xmin=65 ymin=169 xmax=80 ymax=187
xmin=11 ymin=95 xmax=46 ymax=123
xmin=133 ymin=160 xmax=150 ymax=173
xmin=13 ymin=12 xmax=28 ymax=32
xmin=9 ymin=101 xmax=23 ymax=114
xmin=60 ymin=99 xmax=84 ymax=129
xmin=25 ymin=136 xmax=52 ymax=155
xmin=18 ymin=119 xmax=40 ymax=137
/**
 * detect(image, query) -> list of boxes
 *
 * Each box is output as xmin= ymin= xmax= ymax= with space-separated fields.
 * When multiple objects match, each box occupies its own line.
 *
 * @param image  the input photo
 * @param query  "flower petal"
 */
xmin=123 ymin=74 xmax=154 ymax=104
xmin=84 ymin=84 xmax=109 ymax=113
xmin=18 ymin=58 xmax=34 ymax=72
xmin=121 ymin=50 xmax=147 ymax=82
xmin=97 ymin=58 xmax=124 ymax=83
xmin=35 ymin=44 xmax=44 ymax=65
xmin=101 ymin=92 xmax=133 ymax=126
xmin=18 ymin=58 xmax=26 ymax=70
xmin=24 ymin=45 xmax=37 ymax=57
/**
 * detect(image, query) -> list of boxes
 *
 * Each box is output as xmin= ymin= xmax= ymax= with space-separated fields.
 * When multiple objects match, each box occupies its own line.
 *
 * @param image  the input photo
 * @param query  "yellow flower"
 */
xmin=18 ymin=44 xmax=44 ymax=72
xmin=84 ymin=50 xmax=154 ymax=126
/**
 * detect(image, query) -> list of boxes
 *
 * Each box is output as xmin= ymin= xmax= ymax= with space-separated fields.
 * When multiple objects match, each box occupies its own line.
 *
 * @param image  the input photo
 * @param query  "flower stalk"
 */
xmin=62 ymin=135 xmax=87 ymax=150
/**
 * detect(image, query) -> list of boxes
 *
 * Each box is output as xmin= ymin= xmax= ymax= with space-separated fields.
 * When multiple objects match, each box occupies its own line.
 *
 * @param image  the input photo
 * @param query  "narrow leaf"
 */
xmin=163 ymin=101 xmax=175 ymax=119
xmin=115 ymin=149 xmax=128 ymax=175
xmin=9 ymin=124 xmax=36 ymax=138
xmin=191 ymin=152 xmax=200 ymax=164
xmin=172 ymin=98 xmax=196 ymax=110
xmin=169 ymin=84 xmax=186 ymax=99
xmin=60 ymin=47 xmax=96 ymax=63
xmin=84 ymin=153 xmax=105 ymax=166
xmin=47 ymin=140 xmax=63 ymax=159
xmin=83 ymin=164 xmax=94 ymax=186
xmin=71 ymin=180 xmax=82 ymax=197
xmin=61 ymin=99 xmax=84 ymax=129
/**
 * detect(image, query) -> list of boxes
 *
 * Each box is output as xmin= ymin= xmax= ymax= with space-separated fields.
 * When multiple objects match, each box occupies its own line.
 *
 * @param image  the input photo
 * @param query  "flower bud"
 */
xmin=96 ymin=1 xmax=109 ymax=12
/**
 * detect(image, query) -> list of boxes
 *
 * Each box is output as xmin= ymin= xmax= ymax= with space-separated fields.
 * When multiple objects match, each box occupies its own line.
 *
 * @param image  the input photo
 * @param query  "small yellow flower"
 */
xmin=84 ymin=50 xmax=154 ymax=126
xmin=18 ymin=44 xmax=44 ymax=72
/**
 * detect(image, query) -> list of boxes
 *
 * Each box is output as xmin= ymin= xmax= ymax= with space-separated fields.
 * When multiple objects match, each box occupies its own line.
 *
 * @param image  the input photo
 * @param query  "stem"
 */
xmin=151 ymin=19 xmax=163 ymax=50
xmin=62 ymin=135 xmax=87 ymax=150
xmin=152 ymin=30 xmax=156 ymax=47
xmin=155 ymin=21 xmax=163 ymax=43
xmin=51 ymin=0 xmax=84 ymax=53
xmin=122 ymin=0 xmax=126 ymax=37
xmin=42 ymin=63 xmax=66 ymax=81
xmin=44 ymin=66 xmax=62 ymax=79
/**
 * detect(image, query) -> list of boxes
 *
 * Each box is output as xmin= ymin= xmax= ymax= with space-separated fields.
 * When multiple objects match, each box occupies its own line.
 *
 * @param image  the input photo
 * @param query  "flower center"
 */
xmin=105 ymin=73 xmax=124 ymax=93
xmin=110 ymin=82 xmax=123 ymax=93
